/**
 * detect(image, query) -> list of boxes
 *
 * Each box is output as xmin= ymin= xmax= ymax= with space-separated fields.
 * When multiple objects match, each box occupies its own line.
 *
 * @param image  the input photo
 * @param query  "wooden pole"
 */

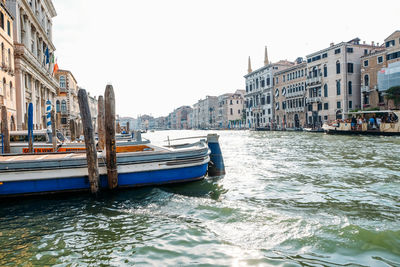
xmin=97 ymin=95 xmax=105 ymax=150
xmin=70 ymin=119 xmax=76 ymax=141
xmin=1 ymin=106 xmax=10 ymax=153
xmin=51 ymin=110 xmax=57 ymax=152
xmin=28 ymin=103 xmax=33 ymax=153
xmin=105 ymin=84 xmax=118 ymax=189
xmin=126 ymin=121 xmax=130 ymax=133
xmin=78 ymin=89 xmax=99 ymax=194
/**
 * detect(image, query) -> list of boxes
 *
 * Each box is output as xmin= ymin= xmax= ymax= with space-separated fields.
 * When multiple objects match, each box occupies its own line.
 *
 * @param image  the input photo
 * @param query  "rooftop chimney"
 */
xmin=377 ymin=42 xmax=380 ymax=46
xmin=372 ymin=41 xmax=375 ymax=46
xmin=330 ymin=42 xmax=334 ymax=47
xmin=363 ymin=41 xmax=366 ymax=44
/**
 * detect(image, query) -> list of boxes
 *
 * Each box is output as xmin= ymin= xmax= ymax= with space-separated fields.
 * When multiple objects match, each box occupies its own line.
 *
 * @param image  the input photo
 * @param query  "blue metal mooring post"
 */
xmin=207 ymin=134 xmax=225 ymax=176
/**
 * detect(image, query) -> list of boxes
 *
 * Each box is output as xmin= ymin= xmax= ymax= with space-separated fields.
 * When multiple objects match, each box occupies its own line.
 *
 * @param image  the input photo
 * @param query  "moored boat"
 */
xmin=0 ymin=139 xmax=211 ymax=197
xmin=322 ymin=110 xmax=400 ymax=136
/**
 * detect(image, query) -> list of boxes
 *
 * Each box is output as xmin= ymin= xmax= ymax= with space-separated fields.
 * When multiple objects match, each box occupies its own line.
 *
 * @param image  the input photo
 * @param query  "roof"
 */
xmin=244 ymin=60 xmax=294 ymax=78
xmin=0 ymin=1 xmax=14 ymax=20
xmin=56 ymin=69 xmax=78 ymax=84
xmin=384 ymin=30 xmax=400 ymax=42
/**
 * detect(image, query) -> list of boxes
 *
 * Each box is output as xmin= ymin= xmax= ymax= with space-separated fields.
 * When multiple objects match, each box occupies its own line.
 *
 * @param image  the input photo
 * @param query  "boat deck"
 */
xmin=0 ymin=152 xmax=86 ymax=162
xmin=0 ymin=144 xmax=186 ymax=163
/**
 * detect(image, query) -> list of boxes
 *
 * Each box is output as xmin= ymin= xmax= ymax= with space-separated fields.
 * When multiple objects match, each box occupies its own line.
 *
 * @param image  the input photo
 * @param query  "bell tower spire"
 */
xmin=264 ymin=46 xmax=269 ymax=66
xmin=248 ymin=56 xmax=252 ymax=73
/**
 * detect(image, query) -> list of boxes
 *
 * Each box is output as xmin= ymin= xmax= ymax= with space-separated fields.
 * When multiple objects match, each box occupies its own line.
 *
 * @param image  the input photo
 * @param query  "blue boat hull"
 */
xmin=0 ymin=163 xmax=208 ymax=197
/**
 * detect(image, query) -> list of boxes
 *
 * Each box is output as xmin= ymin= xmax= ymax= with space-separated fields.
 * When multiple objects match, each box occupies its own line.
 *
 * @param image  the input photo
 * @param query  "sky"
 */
xmin=52 ymin=0 xmax=400 ymax=118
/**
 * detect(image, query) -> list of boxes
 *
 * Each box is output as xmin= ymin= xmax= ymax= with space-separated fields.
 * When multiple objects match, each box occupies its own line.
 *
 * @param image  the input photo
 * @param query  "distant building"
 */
xmin=88 ymin=92 xmax=97 ymax=131
xmin=54 ymin=69 xmax=80 ymax=138
xmin=361 ymin=30 xmax=400 ymax=110
xmin=217 ymin=89 xmax=245 ymax=129
xmin=136 ymin=114 xmax=155 ymax=130
xmin=274 ymin=59 xmax=307 ymax=129
xmin=305 ymin=38 xmax=378 ymax=127
xmin=0 ymin=0 xmax=16 ymax=130
xmin=192 ymin=95 xmax=218 ymax=129
xmin=244 ymin=46 xmax=293 ymax=128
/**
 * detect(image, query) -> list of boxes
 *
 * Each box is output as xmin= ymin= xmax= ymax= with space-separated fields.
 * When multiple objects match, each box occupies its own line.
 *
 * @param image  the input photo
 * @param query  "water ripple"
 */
xmin=0 ymin=130 xmax=399 ymax=266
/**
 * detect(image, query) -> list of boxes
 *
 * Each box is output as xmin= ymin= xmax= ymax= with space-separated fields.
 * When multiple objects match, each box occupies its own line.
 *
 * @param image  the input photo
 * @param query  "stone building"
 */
xmin=305 ymin=38 xmax=378 ymax=127
xmin=54 ymin=69 xmax=80 ymax=138
xmin=217 ymin=89 xmax=245 ymax=129
xmin=244 ymin=46 xmax=293 ymax=128
xmin=361 ymin=30 xmax=400 ymax=110
xmin=192 ymin=95 xmax=218 ymax=129
xmin=274 ymin=59 xmax=307 ymax=129
xmin=7 ymin=0 xmax=58 ymax=130
xmin=0 ymin=0 xmax=16 ymax=130
xmin=88 ymin=92 xmax=97 ymax=132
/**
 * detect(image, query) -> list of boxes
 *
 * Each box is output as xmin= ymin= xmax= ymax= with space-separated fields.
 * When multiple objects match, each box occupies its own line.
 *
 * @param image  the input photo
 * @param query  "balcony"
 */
xmin=306 ymin=76 xmax=322 ymax=86
xmin=286 ymin=90 xmax=304 ymax=98
xmin=306 ymin=97 xmax=322 ymax=104
xmin=286 ymin=107 xmax=305 ymax=113
xmin=361 ymin=85 xmax=370 ymax=93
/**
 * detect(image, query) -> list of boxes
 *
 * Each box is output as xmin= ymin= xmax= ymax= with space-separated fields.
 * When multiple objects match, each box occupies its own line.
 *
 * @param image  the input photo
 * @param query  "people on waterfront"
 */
xmin=369 ymin=117 xmax=376 ymax=129
xmin=357 ymin=117 xmax=363 ymax=130
xmin=351 ymin=117 xmax=357 ymax=130
xmin=376 ymin=117 xmax=382 ymax=128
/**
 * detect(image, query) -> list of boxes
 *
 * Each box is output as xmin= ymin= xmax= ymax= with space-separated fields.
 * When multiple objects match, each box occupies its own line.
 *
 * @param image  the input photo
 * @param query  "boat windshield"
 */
xmin=10 ymin=134 xmax=47 ymax=142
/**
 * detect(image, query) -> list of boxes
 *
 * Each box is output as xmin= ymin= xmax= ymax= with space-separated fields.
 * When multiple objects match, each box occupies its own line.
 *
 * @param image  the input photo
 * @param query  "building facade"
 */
xmin=54 ymin=69 xmax=80 ymax=138
xmin=217 ymin=89 xmax=245 ymax=129
xmin=274 ymin=60 xmax=307 ymax=129
xmin=244 ymin=47 xmax=293 ymax=128
xmin=305 ymin=38 xmax=377 ymax=127
xmin=192 ymin=95 xmax=218 ymax=129
xmin=7 ymin=0 xmax=58 ymax=130
xmin=361 ymin=31 xmax=400 ymax=110
xmin=0 ymin=0 xmax=16 ymax=130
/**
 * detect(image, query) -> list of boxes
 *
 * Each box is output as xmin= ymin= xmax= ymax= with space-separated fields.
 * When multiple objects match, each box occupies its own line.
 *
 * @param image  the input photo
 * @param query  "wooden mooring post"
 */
xmin=1 ymin=106 xmax=10 ymax=154
xmin=51 ymin=110 xmax=57 ymax=152
xmin=105 ymin=84 xmax=118 ymax=189
xmin=97 ymin=95 xmax=105 ymax=150
xmin=78 ymin=89 xmax=100 ymax=194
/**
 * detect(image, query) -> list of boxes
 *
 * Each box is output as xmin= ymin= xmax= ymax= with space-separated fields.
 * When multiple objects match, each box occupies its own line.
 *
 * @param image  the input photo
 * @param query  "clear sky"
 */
xmin=53 ymin=0 xmax=399 ymax=118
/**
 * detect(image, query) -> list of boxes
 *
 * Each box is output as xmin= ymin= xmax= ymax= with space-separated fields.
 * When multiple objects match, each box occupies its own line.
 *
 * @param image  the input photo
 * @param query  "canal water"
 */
xmin=0 ymin=130 xmax=399 ymax=266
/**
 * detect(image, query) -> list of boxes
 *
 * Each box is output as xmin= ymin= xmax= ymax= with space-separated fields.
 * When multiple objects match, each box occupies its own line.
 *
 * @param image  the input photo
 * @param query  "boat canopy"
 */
xmin=345 ymin=110 xmax=399 ymax=115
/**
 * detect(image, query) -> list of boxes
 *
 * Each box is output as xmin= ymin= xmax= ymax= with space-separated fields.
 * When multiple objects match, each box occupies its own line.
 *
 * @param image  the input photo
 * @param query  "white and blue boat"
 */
xmin=0 ymin=138 xmax=215 ymax=197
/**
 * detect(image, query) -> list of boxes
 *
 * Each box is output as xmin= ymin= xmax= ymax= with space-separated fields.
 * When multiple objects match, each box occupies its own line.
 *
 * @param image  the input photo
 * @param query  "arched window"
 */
xmin=336 ymin=61 xmax=340 ymax=74
xmin=324 ymin=84 xmax=328 ymax=97
xmin=56 ymin=100 xmax=60 ymax=112
xmin=364 ymin=74 xmax=369 ymax=86
xmin=348 ymin=81 xmax=352 ymax=95
xmin=336 ymin=80 xmax=341 ymax=95
xmin=323 ymin=65 xmax=327 ymax=77
xmin=7 ymin=48 xmax=11 ymax=68
xmin=59 ymin=76 xmax=66 ymax=88
xmin=9 ymin=81 xmax=13 ymax=101
xmin=1 ymin=43 xmax=4 ymax=65
xmin=61 ymin=100 xmax=67 ymax=113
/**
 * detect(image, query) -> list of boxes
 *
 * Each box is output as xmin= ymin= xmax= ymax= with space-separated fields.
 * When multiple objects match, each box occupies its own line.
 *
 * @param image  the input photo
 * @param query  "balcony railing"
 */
xmin=286 ymin=107 xmax=305 ymax=113
xmin=286 ymin=90 xmax=304 ymax=98
xmin=305 ymin=97 xmax=322 ymax=104
xmin=306 ymin=76 xmax=322 ymax=86
xmin=361 ymin=85 xmax=370 ymax=93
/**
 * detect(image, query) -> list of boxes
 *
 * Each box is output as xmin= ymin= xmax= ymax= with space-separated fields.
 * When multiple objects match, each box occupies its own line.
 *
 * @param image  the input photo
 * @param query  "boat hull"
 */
xmin=325 ymin=129 xmax=400 ymax=136
xmin=0 ymin=163 xmax=208 ymax=197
